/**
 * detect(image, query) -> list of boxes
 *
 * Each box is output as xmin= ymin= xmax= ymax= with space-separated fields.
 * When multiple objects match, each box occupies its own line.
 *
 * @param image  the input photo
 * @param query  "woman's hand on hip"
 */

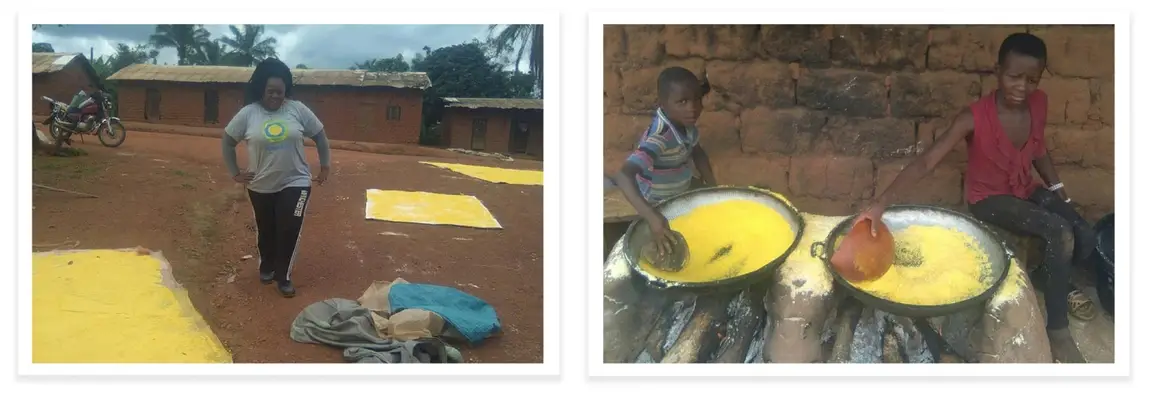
xmin=232 ymin=171 xmax=254 ymax=184
xmin=313 ymin=166 xmax=330 ymax=186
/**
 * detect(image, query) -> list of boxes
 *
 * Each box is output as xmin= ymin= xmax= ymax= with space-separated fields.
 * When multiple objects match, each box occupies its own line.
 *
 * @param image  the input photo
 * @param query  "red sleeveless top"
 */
xmin=964 ymin=90 xmax=1048 ymax=204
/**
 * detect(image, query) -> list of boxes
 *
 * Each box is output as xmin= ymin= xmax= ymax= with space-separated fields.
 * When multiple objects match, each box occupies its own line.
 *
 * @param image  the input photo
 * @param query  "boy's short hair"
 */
xmin=998 ymin=33 xmax=1047 ymax=65
xmin=657 ymin=66 xmax=700 ymax=100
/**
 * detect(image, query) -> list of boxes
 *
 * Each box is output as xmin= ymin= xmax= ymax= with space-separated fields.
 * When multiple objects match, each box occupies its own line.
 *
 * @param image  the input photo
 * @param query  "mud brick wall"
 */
xmin=442 ymin=108 xmax=545 ymax=158
xmin=117 ymin=82 xmax=246 ymax=127
xmin=291 ymin=86 xmax=425 ymax=145
xmin=603 ymin=25 xmax=1115 ymax=220
xmin=32 ymin=63 xmax=98 ymax=117
xmin=117 ymin=82 xmax=425 ymax=145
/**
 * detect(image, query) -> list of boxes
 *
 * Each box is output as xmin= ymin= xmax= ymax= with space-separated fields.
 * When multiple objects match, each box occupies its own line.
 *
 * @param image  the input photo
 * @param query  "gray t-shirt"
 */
xmin=225 ymin=100 xmax=324 ymax=194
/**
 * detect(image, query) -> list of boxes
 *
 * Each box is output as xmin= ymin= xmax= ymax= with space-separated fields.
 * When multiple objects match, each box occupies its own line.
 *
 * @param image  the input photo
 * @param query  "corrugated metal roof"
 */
xmin=32 ymin=52 xmax=81 ymax=74
xmin=443 ymin=97 xmax=544 ymax=110
xmin=107 ymin=64 xmax=432 ymax=90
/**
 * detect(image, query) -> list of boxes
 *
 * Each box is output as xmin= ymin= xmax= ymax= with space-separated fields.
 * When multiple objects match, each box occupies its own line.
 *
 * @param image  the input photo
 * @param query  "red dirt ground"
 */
xmin=31 ymin=129 xmax=544 ymax=363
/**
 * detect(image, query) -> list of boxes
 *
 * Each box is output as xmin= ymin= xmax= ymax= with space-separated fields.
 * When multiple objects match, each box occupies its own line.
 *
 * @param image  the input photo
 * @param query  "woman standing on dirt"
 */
xmin=221 ymin=58 xmax=332 ymax=298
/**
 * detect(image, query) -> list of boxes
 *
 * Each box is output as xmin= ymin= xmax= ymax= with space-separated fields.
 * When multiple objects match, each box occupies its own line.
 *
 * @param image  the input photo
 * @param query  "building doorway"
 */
xmin=145 ymin=88 xmax=161 ymax=121
xmin=471 ymin=118 xmax=487 ymax=151
xmin=203 ymin=89 xmax=219 ymax=124
xmin=509 ymin=120 xmax=530 ymax=154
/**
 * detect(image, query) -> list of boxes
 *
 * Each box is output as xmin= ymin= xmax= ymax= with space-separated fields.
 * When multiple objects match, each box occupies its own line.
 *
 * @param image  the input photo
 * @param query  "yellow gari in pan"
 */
xmin=843 ymin=225 xmax=994 ymax=306
xmin=638 ymin=199 xmax=796 ymax=283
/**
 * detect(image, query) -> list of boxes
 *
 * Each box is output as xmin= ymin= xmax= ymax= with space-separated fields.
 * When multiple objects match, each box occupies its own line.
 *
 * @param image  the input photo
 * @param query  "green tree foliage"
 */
xmin=218 ymin=24 xmax=278 ymax=67
xmin=194 ymin=40 xmax=230 ymax=66
xmin=90 ymin=44 xmax=159 ymax=116
xmin=411 ymin=41 xmax=536 ymax=144
xmin=32 ymin=42 xmax=54 ymax=53
xmin=353 ymin=54 xmax=411 ymax=72
xmin=95 ymin=43 xmax=159 ymax=77
xmin=149 ymin=24 xmax=211 ymax=66
xmin=486 ymin=24 xmax=543 ymax=96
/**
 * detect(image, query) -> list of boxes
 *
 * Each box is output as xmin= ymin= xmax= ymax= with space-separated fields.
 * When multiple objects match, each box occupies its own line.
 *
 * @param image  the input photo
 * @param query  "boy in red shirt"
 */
xmin=857 ymin=33 xmax=1095 ymax=363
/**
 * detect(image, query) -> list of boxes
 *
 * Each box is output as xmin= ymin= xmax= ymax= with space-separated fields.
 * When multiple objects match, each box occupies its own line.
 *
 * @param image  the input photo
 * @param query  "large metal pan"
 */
xmin=809 ymin=205 xmax=1013 ymax=318
xmin=622 ymin=186 xmax=805 ymax=290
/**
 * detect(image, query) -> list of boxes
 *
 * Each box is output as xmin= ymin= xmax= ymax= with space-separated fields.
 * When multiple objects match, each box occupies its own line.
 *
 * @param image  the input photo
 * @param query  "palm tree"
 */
xmin=486 ymin=24 xmax=543 ymax=96
xmin=219 ymin=24 xmax=278 ymax=67
xmin=149 ymin=24 xmax=211 ymax=65
xmin=353 ymin=54 xmax=410 ymax=72
xmin=194 ymin=40 xmax=229 ymax=66
xmin=108 ymin=43 xmax=159 ymax=73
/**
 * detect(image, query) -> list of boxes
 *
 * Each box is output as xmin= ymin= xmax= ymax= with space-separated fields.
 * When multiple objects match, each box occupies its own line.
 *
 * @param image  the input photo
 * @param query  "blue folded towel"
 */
xmin=388 ymin=283 xmax=501 ymax=344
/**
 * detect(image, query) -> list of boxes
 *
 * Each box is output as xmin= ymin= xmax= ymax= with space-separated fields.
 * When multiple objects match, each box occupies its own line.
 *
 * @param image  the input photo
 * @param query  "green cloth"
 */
xmin=68 ymin=91 xmax=88 ymax=108
xmin=290 ymin=298 xmax=463 ymax=363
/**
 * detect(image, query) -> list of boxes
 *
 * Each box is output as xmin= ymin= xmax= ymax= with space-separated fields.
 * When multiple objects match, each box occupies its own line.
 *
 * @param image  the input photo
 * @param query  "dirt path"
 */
xmin=32 ymin=131 xmax=544 ymax=363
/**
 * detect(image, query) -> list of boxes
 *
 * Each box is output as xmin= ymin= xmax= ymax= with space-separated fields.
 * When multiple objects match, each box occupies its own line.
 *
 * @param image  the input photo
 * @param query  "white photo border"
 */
xmin=16 ymin=10 xmax=561 ymax=376
xmin=587 ymin=11 xmax=1131 ymax=377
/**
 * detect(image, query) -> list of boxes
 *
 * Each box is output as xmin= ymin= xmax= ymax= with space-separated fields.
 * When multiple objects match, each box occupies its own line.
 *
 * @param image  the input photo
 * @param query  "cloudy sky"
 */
xmin=32 ymin=24 xmax=519 ymax=70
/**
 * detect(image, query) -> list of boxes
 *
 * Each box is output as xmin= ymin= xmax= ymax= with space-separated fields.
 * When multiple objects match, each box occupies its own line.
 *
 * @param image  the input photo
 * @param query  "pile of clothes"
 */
xmin=289 ymin=278 xmax=501 ymax=363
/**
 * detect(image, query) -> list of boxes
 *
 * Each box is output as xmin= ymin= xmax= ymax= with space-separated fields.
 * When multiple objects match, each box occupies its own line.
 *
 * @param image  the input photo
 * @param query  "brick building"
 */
xmin=106 ymin=64 xmax=432 ymax=144
xmin=604 ymin=25 xmax=1114 ymax=220
xmin=440 ymin=97 xmax=544 ymax=159
xmin=32 ymin=53 xmax=100 ymax=117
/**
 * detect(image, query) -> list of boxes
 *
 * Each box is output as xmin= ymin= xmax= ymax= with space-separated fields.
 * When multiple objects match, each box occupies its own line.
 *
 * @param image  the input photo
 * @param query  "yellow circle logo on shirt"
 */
xmin=263 ymin=120 xmax=289 ymax=143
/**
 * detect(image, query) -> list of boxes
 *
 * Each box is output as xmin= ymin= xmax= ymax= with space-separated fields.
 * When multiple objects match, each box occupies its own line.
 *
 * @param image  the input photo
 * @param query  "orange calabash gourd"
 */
xmin=830 ymin=218 xmax=895 ymax=282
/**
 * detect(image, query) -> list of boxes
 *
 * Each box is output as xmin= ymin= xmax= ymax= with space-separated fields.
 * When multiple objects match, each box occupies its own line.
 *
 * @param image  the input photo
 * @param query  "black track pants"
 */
xmin=247 ymin=186 xmax=312 ymax=282
xmin=968 ymin=188 xmax=1095 ymax=330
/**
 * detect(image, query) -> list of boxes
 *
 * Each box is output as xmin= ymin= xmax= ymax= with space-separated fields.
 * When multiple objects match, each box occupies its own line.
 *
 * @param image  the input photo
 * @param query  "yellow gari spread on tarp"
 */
xmin=421 ymin=161 xmax=543 ymax=186
xmin=365 ymin=189 xmax=502 ymax=229
xmin=32 ymin=249 xmax=232 ymax=363
xmin=846 ymin=225 xmax=993 ymax=306
xmin=638 ymin=199 xmax=796 ymax=283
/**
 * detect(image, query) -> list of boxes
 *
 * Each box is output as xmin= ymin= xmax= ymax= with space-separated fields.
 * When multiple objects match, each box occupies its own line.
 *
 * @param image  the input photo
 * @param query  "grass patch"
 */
xmin=187 ymin=201 xmax=219 ymax=244
xmin=179 ymin=183 xmax=196 ymax=190
xmin=182 ymin=187 xmax=247 ymax=260
xmin=172 ymin=169 xmax=190 ymax=177
xmin=33 ymin=155 xmax=104 ymax=180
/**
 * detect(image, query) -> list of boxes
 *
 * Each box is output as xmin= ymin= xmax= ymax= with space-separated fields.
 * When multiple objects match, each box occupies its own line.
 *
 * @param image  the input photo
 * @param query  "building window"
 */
xmin=471 ymin=118 xmax=487 ymax=151
xmin=386 ymin=105 xmax=401 ymax=121
xmin=203 ymin=89 xmax=219 ymax=124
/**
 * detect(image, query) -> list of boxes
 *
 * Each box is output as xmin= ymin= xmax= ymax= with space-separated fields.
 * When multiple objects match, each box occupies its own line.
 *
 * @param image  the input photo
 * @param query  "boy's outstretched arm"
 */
xmin=856 ymin=108 xmax=974 ymax=234
xmin=610 ymin=162 xmax=676 ymax=254
xmin=691 ymin=144 xmax=716 ymax=186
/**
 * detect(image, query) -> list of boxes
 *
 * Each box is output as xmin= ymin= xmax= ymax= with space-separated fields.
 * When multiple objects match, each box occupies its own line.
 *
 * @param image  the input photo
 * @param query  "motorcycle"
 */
xmin=40 ymin=91 xmax=127 ymax=152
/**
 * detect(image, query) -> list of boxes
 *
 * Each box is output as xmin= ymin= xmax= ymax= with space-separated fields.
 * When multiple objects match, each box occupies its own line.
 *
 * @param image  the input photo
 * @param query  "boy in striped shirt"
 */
xmin=609 ymin=67 xmax=717 ymax=255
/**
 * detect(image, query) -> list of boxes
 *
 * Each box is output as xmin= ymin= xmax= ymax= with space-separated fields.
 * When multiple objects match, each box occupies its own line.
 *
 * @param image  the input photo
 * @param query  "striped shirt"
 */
xmin=625 ymin=108 xmax=700 ymax=203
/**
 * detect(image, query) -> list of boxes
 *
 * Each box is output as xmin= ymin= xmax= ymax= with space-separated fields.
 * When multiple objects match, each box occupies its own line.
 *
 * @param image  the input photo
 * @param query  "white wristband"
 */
xmin=1048 ymin=182 xmax=1064 ymax=192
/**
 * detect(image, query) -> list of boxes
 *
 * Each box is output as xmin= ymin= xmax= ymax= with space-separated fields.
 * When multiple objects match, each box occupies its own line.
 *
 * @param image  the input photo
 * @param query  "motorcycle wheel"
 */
xmin=51 ymin=124 xmax=73 ymax=155
xmin=98 ymin=119 xmax=127 ymax=148
xmin=49 ymin=122 xmax=64 ymax=141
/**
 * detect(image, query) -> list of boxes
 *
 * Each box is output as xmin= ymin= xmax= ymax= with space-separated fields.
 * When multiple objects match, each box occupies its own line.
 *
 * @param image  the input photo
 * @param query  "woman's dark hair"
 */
xmin=244 ymin=57 xmax=293 ymax=105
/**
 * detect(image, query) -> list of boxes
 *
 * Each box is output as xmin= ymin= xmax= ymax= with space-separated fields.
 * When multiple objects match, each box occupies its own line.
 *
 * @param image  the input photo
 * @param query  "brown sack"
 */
xmin=358 ymin=278 xmax=410 ymax=314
